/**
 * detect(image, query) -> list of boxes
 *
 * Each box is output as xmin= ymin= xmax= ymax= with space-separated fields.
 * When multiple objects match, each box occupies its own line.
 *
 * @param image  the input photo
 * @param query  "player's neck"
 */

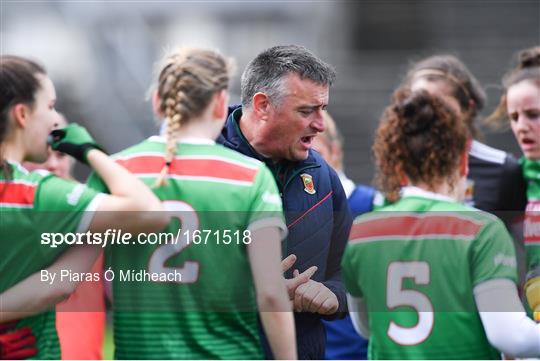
xmin=411 ymin=181 xmax=460 ymax=201
xmin=1 ymin=135 xmax=25 ymax=163
xmin=173 ymin=118 xmax=221 ymax=142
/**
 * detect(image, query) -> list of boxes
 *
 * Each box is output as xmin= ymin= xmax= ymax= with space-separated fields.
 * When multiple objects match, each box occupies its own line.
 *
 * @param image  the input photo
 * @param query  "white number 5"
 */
xmin=386 ymin=261 xmax=433 ymax=345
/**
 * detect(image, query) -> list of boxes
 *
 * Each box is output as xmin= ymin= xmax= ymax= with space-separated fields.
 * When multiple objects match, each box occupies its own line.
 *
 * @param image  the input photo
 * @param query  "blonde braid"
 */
xmin=155 ymin=70 xmax=186 ymax=187
xmin=153 ymin=48 xmax=233 ymax=187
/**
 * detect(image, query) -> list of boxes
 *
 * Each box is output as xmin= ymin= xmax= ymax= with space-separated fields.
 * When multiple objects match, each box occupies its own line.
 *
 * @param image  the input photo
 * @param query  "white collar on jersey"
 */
xmin=401 ymin=186 xmax=457 ymax=203
xmin=5 ymin=159 xmax=30 ymax=174
xmin=148 ymin=135 xmax=215 ymax=145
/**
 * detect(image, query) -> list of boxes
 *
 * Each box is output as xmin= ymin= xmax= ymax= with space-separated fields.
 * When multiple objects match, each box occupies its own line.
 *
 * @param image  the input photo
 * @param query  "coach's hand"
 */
xmin=293 ymin=277 xmax=339 ymax=315
xmin=48 ymin=123 xmax=105 ymax=164
xmin=281 ymin=254 xmax=317 ymax=300
xmin=0 ymin=322 xmax=37 ymax=360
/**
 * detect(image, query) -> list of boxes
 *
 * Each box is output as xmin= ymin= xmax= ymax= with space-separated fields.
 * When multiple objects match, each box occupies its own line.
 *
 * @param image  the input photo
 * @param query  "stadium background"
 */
xmin=2 ymin=0 xmax=539 ymax=358
xmin=2 ymin=0 xmax=539 ymax=184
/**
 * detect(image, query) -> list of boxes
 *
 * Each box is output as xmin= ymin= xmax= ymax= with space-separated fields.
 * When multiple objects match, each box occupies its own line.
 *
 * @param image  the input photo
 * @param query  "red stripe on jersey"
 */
xmin=524 ymin=211 xmax=540 ymax=244
xmin=117 ymin=156 xmax=258 ymax=183
xmin=0 ymin=182 xmax=36 ymax=206
xmin=349 ymin=214 xmax=483 ymax=241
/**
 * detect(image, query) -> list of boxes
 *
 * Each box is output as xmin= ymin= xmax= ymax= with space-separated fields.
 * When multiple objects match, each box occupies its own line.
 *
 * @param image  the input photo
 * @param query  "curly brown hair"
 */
xmin=373 ymin=88 xmax=469 ymax=202
xmin=487 ymin=46 xmax=540 ymax=129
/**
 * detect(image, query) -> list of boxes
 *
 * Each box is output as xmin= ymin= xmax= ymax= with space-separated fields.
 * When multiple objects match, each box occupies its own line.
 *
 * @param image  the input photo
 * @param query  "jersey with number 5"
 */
xmin=87 ymin=136 xmax=286 ymax=360
xmin=342 ymin=188 xmax=518 ymax=360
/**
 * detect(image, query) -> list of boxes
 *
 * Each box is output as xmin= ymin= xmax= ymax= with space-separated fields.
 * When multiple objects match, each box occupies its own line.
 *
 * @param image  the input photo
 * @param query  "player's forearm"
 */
xmin=0 ymin=245 xmax=101 ymax=322
xmin=86 ymin=149 xmax=162 ymax=212
xmin=474 ymin=278 xmax=540 ymax=358
xmin=248 ymin=227 xmax=296 ymax=358
xmin=347 ymin=293 xmax=370 ymax=338
xmin=259 ymin=311 xmax=297 ymax=359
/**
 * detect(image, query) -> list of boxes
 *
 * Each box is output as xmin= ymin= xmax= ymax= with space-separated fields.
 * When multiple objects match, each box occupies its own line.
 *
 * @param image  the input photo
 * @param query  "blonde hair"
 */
xmin=318 ymin=111 xmax=345 ymax=170
xmin=154 ymin=48 xmax=232 ymax=187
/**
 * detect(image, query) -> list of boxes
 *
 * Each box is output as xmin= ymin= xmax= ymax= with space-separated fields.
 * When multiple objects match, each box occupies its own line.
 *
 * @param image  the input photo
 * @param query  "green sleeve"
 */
xmin=33 ymin=175 xmax=104 ymax=259
xmin=86 ymin=170 xmax=110 ymax=193
xmin=341 ymin=244 xmax=363 ymax=297
xmin=246 ymin=165 xmax=286 ymax=237
xmin=471 ymin=218 xmax=518 ymax=286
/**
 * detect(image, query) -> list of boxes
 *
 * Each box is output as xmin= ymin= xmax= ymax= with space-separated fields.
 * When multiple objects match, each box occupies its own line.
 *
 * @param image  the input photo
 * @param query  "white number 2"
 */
xmin=386 ymin=261 xmax=433 ymax=345
xmin=148 ymin=201 xmax=199 ymax=283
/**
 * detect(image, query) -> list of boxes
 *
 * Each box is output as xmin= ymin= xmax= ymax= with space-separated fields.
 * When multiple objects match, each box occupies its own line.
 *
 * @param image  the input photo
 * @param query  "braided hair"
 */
xmin=154 ymin=48 xmax=232 ymax=187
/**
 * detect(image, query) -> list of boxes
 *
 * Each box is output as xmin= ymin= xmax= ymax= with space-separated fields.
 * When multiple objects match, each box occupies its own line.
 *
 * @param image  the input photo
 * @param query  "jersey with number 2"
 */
xmin=87 ymin=136 xmax=286 ymax=360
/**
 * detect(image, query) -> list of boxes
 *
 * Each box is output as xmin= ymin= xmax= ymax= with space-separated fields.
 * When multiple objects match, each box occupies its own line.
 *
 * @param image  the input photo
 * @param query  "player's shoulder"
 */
xmin=112 ymin=137 xmax=165 ymax=160
xmin=210 ymin=143 xmax=264 ymax=169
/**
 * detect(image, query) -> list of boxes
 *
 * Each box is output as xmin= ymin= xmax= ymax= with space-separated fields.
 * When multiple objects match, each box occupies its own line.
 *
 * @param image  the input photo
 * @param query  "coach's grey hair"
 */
xmin=240 ymin=45 xmax=336 ymax=108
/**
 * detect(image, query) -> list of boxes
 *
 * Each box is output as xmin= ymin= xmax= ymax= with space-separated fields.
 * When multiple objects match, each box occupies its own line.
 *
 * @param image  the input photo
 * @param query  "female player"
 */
xmin=0 ymin=55 xmax=167 ymax=359
xmin=23 ymin=113 xmax=106 ymax=360
xmin=342 ymin=89 xmax=540 ymax=359
xmin=488 ymin=46 xmax=540 ymax=320
xmin=403 ymin=55 xmax=527 ymax=217
xmin=87 ymin=48 xmax=296 ymax=359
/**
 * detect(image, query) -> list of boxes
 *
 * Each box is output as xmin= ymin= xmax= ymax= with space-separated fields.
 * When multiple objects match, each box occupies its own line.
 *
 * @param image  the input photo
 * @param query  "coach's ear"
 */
xmin=152 ymin=90 xmax=164 ymax=118
xmin=251 ymin=92 xmax=271 ymax=121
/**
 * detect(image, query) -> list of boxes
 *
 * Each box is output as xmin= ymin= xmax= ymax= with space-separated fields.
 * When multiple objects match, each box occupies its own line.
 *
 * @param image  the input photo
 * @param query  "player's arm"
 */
xmin=49 ymin=124 xmax=169 ymax=233
xmin=247 ymin=226 xmax=297 ymax=360
xmin=346 ymin=293 xmax=369 ymax=338
xmin=474 ymin=278 xmax=540 ymax=358
xmin=0 ymin=244 xmax=101 ymax=323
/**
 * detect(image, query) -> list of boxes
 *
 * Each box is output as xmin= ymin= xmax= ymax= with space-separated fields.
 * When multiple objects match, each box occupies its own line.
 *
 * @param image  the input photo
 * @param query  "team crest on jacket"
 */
xmin=300 ymin=173 xmax=316 ymax=194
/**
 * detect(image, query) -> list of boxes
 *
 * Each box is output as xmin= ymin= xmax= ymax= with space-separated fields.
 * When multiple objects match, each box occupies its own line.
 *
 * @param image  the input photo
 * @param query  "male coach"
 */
xmin=218 ymin=45 xmax=352 ymax=359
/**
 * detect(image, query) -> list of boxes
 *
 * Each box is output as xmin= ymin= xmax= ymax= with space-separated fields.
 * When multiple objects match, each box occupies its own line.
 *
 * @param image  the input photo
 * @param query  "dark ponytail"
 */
xmin=0 ymin=55 xmax=46 ymax=179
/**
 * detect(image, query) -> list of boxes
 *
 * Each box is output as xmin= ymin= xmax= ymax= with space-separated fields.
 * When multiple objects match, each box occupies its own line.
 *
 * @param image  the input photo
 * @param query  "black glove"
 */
xmin=48 ymin=123 xmax=105 ymax=164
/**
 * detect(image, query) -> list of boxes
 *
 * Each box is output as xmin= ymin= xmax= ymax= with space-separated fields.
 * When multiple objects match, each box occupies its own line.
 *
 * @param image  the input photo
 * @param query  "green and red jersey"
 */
xmin=342 ymin=187 xmax=517 ymax=360
xmin=523 ymin=158 xmax=540 ymax=269
xmin=0 ymin=161 xmax=103 ymax=359
xmin=87 ymin=136 xmax=286 ymax=360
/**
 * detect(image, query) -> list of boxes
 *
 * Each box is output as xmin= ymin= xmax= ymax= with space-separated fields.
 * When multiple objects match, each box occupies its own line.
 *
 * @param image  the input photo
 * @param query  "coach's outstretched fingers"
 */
xmin=281 ymin=254 xmax=297 ymax=273
xmin=284 ymin=265 xmax=317 ymax=300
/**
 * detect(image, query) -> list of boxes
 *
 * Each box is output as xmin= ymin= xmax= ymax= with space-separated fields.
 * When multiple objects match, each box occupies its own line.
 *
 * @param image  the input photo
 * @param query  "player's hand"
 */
xmin=525 ymin=267 xmax=540 ymax=321
xmin=293 ymin=277 xmax=338 ymax=315
xmin=0 ymin=324 xmax=37 ymax=360
xmin=281 ymin=254 xmax=317 ymax=300
xmin=48 ymin=123 xmax=105 ymax=164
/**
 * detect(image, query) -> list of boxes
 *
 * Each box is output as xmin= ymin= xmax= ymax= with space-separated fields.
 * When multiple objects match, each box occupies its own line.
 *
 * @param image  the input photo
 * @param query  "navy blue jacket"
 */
xmin=217 ymin=106 xmax=352 ymax=359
